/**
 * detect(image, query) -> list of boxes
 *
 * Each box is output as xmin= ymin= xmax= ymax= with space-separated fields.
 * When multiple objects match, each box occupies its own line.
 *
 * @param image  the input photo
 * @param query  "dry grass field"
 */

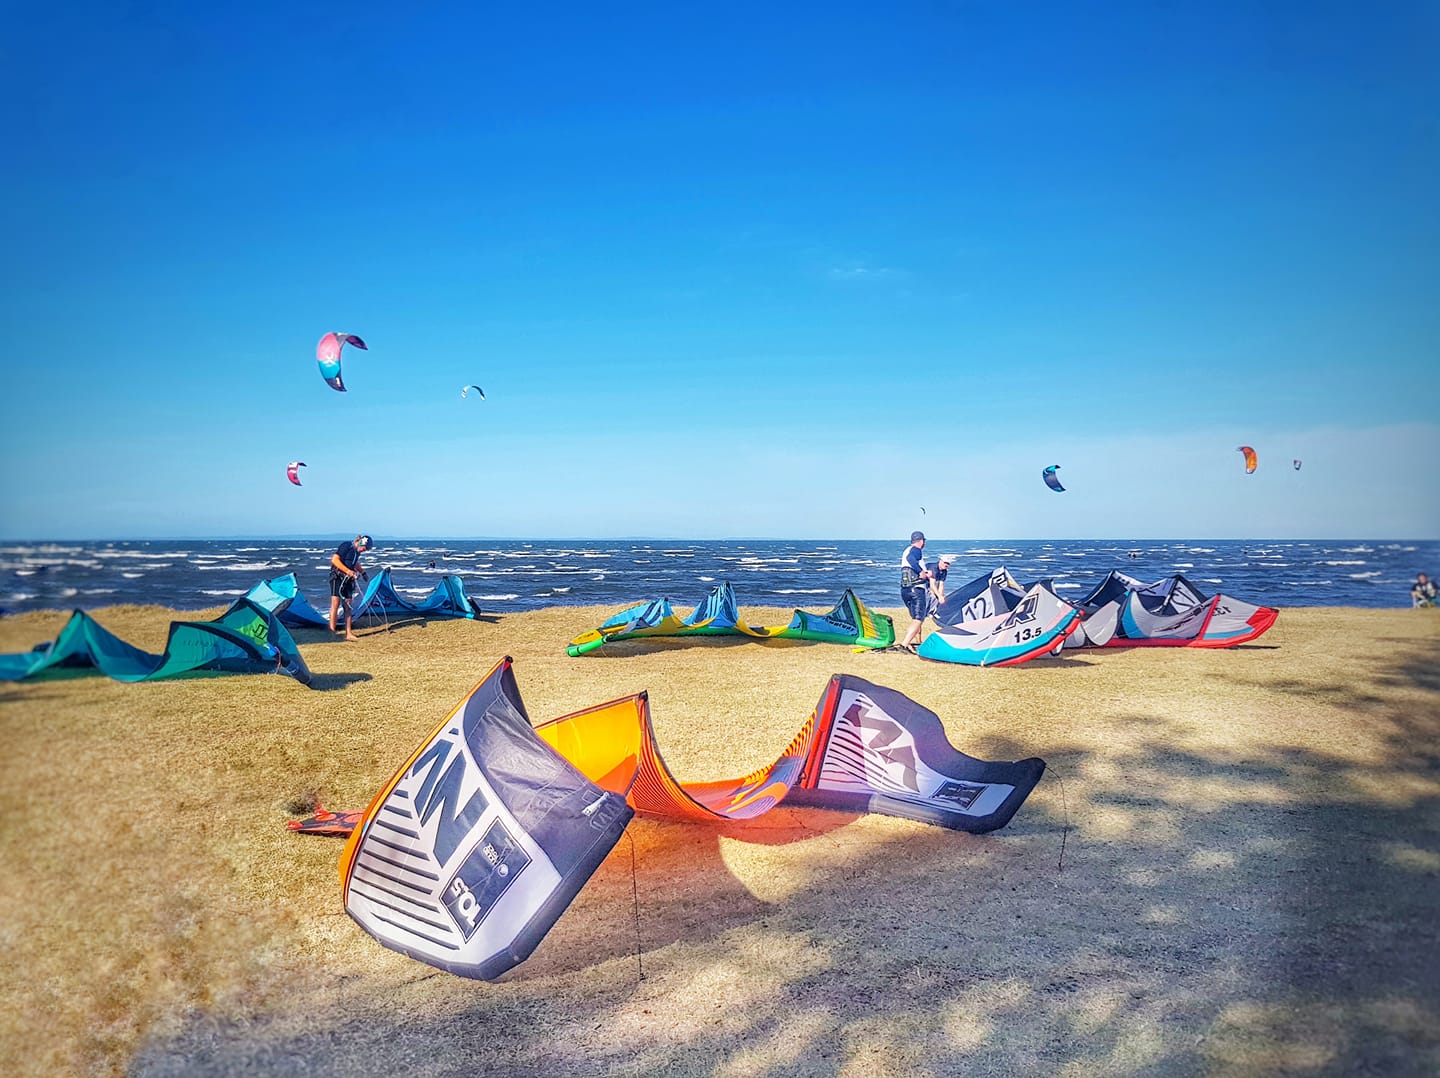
xmin=1 ymin=602 xmax=1437 ymax=1076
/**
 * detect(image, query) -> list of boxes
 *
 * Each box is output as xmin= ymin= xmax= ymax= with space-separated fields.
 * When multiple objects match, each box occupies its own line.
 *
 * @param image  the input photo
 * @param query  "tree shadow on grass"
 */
xmin=134 ymin=649 xmax=1440 ymax=1077
xmin=305 ymin=672 xmax=374 ymax=691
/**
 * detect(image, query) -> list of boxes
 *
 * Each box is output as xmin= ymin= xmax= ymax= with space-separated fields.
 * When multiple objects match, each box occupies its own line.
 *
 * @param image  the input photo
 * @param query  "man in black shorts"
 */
xmin=328 ymin=534 xmax=372 ymax=639
xmin=898 ymin=530 xmax=931 ymax=651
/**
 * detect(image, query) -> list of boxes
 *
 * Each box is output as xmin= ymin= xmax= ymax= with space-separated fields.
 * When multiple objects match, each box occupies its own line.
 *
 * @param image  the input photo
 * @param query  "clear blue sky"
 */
xmin=2 ymin=2 xmax=1436 ymax=540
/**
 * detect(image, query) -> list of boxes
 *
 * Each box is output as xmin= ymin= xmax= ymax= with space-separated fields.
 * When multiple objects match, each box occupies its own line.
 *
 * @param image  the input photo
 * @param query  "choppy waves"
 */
xmin=0 ymin=538 xmax=1435 ymax=615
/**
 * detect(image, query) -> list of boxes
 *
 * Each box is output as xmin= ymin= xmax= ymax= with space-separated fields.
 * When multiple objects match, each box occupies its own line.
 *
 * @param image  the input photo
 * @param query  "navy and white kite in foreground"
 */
xmin=340 ymin=658 xmax=633 ymax=980
xmin=338 ymin=658 xmax=1046 ymax=979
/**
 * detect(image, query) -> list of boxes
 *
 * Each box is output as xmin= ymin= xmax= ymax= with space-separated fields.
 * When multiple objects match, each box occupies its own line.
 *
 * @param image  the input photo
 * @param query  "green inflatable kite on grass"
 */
xmin=567 ymin=581 xmax=894 ymax=656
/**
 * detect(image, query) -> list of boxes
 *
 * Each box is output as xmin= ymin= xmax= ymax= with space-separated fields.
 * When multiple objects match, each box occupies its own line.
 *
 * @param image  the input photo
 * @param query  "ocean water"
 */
xmin=0 ymin=539 xmax=1435 ymax=617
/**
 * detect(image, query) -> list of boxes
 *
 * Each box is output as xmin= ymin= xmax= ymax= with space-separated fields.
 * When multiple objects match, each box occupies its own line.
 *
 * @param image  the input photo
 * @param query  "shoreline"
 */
xmin=0 ymin=597 xmax=1432 ymax=626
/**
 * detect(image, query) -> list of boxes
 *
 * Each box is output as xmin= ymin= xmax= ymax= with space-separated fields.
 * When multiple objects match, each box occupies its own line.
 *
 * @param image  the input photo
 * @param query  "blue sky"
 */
xmin=2 ymin=2 xmax=1436 ymax=540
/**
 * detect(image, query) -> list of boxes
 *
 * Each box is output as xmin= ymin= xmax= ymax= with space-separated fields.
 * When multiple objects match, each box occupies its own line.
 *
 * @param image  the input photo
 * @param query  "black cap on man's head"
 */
xmin=911 ymin=531 xmax=926 ymax=542
xmin=357 ymin=535 xmax=373 ymax=550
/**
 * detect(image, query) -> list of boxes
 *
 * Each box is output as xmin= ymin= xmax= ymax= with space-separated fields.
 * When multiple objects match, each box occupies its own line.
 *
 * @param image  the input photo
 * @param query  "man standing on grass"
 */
xmin=329 ymin=534 xmax=372 ymax=640
xmin=898 ymin=530 xmax=931 ymax=652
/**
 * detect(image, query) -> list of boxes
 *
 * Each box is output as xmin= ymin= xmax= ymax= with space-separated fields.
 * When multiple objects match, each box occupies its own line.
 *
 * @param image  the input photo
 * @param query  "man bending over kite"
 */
xmin=329 ymin=534 xmax=372 ymax=640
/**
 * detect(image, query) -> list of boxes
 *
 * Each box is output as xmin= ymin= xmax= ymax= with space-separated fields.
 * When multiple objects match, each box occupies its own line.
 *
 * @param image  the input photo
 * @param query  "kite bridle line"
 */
xmin=1050 ymin=763 xmax=1071 ymax=874
xmin=341 ymin=569 xmax=367 ymax=635
xmin=356 ymin=568 xmax=393 ymax=634
xmin=624 ymin=829 xmax=644 ymax=987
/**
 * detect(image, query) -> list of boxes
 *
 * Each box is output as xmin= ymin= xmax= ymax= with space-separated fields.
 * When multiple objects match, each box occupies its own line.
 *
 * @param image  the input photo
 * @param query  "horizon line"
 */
xmin=0 ymin=535 xmax=1433 ymax=544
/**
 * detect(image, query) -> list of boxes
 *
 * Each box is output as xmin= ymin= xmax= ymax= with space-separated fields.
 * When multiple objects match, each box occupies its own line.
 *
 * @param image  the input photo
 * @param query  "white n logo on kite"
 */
xmin=842 ymin=700 xmax=919 ymax=791
xmin=410 ymin=739 xmax=491 ymax=865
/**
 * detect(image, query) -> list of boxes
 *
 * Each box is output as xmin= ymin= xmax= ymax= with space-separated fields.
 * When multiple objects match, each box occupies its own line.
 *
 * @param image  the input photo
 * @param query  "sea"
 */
xmin=0 ymin=539 xmax=1435 ymax=617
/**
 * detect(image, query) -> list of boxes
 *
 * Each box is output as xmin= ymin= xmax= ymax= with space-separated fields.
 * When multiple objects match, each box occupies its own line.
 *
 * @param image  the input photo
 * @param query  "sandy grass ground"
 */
xmin=1 ymin=602 xmax=1437 ymax=1076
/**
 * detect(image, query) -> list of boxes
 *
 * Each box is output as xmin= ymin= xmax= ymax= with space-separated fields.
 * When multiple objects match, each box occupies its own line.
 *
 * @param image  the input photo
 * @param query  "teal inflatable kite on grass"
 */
xmin=567 ymin=582 xmax=893 ymax=656
xmin=244 ymin=570 xmax=481 ymax=628
xmin=0 ymin=598 xmax=312 ymax=685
